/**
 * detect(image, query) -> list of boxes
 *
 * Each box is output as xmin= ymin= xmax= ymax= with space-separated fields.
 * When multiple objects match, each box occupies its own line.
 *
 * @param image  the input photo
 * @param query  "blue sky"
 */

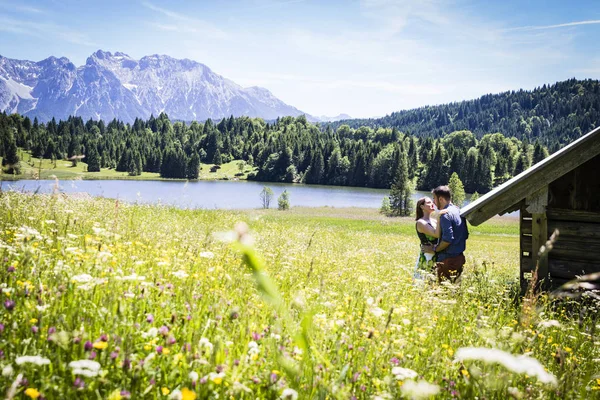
xmin=0 ymin=0 xmax=599 ymax=118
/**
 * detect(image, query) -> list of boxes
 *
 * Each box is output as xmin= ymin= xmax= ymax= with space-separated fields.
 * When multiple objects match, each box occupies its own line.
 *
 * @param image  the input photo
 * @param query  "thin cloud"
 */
xmin=505 ymin=19 xmax=600 ymax=32
xmin=142 ymin=1 xmax=228 ymax=39
xmin=0 ymin=16 xmax=98 ymax=47
xmin=0 ymin=1 xmax=44 ymax=14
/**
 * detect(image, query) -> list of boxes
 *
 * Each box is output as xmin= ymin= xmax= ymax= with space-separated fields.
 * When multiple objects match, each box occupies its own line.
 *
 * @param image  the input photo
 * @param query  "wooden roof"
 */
xmin=461 ymin=126 xmax=600 ymax=226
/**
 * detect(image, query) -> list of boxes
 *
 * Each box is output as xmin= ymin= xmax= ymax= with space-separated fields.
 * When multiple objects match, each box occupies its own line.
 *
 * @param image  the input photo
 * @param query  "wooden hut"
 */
xmin=460 ymin=126 xmax=600 ymax=293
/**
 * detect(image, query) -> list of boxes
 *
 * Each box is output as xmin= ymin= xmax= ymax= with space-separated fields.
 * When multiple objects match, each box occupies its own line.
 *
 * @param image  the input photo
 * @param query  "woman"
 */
xmin=414 ymin=197 xmax=445 ymax=279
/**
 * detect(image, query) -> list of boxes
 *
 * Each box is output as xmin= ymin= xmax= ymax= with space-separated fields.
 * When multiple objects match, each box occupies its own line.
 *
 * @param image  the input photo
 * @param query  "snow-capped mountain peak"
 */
xmin=0 ymin=50 xmax=309 ymax=122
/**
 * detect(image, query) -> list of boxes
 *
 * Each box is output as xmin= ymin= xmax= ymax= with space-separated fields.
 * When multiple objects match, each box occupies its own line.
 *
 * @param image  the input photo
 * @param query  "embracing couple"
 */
xmin=414 ymin=185 xmax=469 ymax=283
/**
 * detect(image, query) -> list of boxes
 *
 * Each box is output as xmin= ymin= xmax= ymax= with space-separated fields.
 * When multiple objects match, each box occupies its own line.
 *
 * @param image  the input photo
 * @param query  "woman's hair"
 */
xmin=415 ymin=197 xmax=427 ymax=221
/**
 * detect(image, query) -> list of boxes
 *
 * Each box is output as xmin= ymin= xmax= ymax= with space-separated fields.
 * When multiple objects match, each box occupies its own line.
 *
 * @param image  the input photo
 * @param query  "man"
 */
xmin=422 ymin=185 xmax=468 ymax=282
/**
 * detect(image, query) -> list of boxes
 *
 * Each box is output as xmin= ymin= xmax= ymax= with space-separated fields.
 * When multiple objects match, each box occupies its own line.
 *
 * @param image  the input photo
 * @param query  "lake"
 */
xmin=3 ymin=179 xmax=438 ymax=210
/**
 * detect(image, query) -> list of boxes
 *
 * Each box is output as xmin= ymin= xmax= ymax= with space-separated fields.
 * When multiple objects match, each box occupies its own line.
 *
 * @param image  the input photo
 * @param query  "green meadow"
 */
xmin=0 ymin=192 xmax=597 ymax=399
xmin=1 ymin=151 xmax=256 ymax=181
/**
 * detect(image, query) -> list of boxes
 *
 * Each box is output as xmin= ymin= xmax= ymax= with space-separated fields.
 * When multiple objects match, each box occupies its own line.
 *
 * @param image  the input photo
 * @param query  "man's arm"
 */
xmin=435 ymin=214 xmax=454 ymax=253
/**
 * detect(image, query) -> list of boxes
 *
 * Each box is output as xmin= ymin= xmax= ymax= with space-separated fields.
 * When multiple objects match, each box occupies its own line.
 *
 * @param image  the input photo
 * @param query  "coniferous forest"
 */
xmin=328 ymin=78 xmax=600 ymax=152
xmin=1 ymin=78 xmax=598 ymax=194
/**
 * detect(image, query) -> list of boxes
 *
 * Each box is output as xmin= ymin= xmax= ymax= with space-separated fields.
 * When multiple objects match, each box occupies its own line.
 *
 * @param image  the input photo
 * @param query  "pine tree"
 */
xmin=1 ymin=129 xmax=20 ymax=174
xmin=278 ymin=190 xmax=290 ymax=210
xmin=86 ymin=146 xmax=101 ymax=172
xmin=448 ymin=172 xmax=466 ymax=207
xmin=187 ymin=153 xmax=200 ymax=179
xmin=388 ymin=147 xmax=412 ymax=216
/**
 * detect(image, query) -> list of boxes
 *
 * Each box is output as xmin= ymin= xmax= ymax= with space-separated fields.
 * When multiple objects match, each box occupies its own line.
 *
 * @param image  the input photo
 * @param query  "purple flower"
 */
xmin=48 ymin=327 xmax=56 ymax=335
xmin=352 ymin=372 xmax=361 ymax=382
xmin=156 ymin=346 xmax=163 ymax=354
xmin=252 ymin=376 xmax=260 ymax=384
xmin=252 ymin=332 xmax=261 ymax=341
xmin=74 ymin=377 xmax=85 ymax=389
xmin=100 ymin=333 xmax=109 ymax=342
xmin=167 ymin=336 xmax=176 ymax=345
xmin=146 ymin=314 xmax=154 ymax=323
xmin=158 ymin=326 xmax=169 ymax=336
xmin=120 ymin=390 xmax=131 ymax=399
xmin=110 ymin=351 xmax=119 ymax=360
xmin=84 ymin=341 xmax=93 ymax=351
xmin=0 ymin=323 xmax=4 ymax=333
xmin=4 ymin=300 xmax=15 ymax=311
xmin=200 ymin=377 xmax=207 ymax=384
xmin=234 ymin=359 xmax=240 ymax=366
xmin=390 ymin=357 xmax=399 ymax=365
xmin=149 ymin=378 xmax=156 ymax=385
xmin=7 ymin=266 xmax=15 ymax=273
xmin=20 ymin=377 xmax=29 ymax=387
xmin=123 ymin=358 xmax=131 ymax=370
xmin=31 ymin=325 xmax=39 ymax=334
xmin=216 ymin=364 xmax=224 ymax=373
xmin=89 ymin=351 xmax=97 ymax=360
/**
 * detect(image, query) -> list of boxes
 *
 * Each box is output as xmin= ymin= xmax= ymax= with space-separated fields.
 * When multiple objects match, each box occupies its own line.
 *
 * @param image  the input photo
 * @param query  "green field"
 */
xmin=1 ymin=151 xmax=256 ymax=181
xmin=0 ymin=192 xmax=597 ymax=399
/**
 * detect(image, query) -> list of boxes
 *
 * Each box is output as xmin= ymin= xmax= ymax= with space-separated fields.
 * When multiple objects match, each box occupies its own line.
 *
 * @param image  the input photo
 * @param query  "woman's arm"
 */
xmin=429 ymin=210 xmax=449 ymax=239
xmin=416 ymin=219 xmax=437 ymax=238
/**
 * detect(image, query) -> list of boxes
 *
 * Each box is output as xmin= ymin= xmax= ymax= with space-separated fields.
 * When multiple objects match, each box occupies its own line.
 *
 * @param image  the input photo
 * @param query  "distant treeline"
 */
xmin=1 ymin=111 xmax=550 ymax=194
xmin=326 ymin=78 xmax=600 ymax=151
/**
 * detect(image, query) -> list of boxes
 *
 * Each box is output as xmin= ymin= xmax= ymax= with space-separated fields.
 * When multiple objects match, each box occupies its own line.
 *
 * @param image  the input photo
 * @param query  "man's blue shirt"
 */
xmin=438 ymin=203 xmax=468 ymax=261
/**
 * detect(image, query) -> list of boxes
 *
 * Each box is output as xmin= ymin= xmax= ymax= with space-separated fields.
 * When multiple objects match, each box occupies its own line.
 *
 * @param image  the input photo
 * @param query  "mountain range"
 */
xmin=0 ymin=50 xmax=348 ymax=123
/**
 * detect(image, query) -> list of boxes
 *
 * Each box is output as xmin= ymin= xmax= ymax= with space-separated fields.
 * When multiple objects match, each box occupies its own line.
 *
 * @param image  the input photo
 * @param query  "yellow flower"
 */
xmin=144 ymin=344 xmax=152 ymax=351
xmin=107 ymin=390 xmax=123 ymax=400
xmin=461 ymin=369 xmax=470 ymax=377
xmin=93 ymin=341 xmax=108 ymax=350
xmin=25 ymin=388 xmax=41 ymax=399
xmin=161 ymin=387 xmax=170 ymax=395
xmin=565 ymin=347 xmax=573 ymax=353
xmin=30 ymin=318 xmax=38 ymax=324
xmin=181 ymin=388 xmax=197 ymax=400
xmin=162 ymin=348 xmax=170 ymax=355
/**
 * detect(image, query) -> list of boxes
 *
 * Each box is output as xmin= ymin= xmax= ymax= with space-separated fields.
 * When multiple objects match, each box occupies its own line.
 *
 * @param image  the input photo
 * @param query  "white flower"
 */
xmin=116 ymin=273 xmax=146 ymax=281
xmin=400 ymin=380 xmax=440 ymax=399
xmin=454 ymin=347 xmax=557 ymax=385
xmin=200 ymin=251 xmax=214 ymax=259
xmin=392 ymin=367 xmax=418 ymax=380
xmin=280 ymin=388 xmax=298 ymax=400
xmin=15 ymin=356 xmax=51 ymax=366
xmin=538 ymin=320 xmax=561 ymax=329
xmin=2 ymin=364 xmax=14 ymax=377
xmin=169 ymin=389 xmax=183 ymax=400
xmin=189 ymin=371 xmax=199 ymax=381
xmin=370 ymin=307 xmax=386 ymax=317
xmin=35 ymin=304 xmax=50 ymax=312
xmin=69 ymin=360 xmax=102 ymax=377
xmin=199 ymin=337 xmax=214 ymax=354
xmin=71 ymin=274 xmax=94 ymax=283
xmin=172 ymin=270 xmax=189 ymax=279
xmin=142 ymin=327 xmax=158 ymax=338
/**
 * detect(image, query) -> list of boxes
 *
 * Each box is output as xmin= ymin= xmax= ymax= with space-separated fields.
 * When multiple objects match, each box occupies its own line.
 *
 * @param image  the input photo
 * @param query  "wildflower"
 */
xmin=161 ymin=387 xmax=170 ymax=395
xmin=208 ymin=371 xmax=225 ymax=384
xmin=392 ymin=367 xmax=418 ymax=380
xmin=71 ymin=274 xmax=94 ymax=283
xmin=454 ymin=347 xmax=557 ymax=385
xmin=370 ymin=307 xmax=385 ymax=317
xmin=199 ymin=251 xmax=214 ymax=258
xmin=400 ymin=380 xmax=440 ymax=399
xmin=69 ymin=360 xmax=102 ymax=377
xmin=172 ymin=270 xmax=189 ymax=279
xmin=142 ymin=327 xmax=158 ymax=338
xmin=146 ymin=314 xmax=154 ymax=323
xmin=2 ymin=364 xmax=13 ymax=377
xmin=280 ymin=388 xmax=298 ymax=400
xmin=4 ymin=299 xmax=15 ymax=311
xmin=84 ymin=341 xmax=93 ymax=351
xmin=156 ymin=346 xmax=164 ymax=354
xmin=181 ymin=388 xmax=196 ymax=400
xmin=74 ymin=377 xmax=85 ymax=389
xmin=24 ymin=388 xmax=41 ymax=398
xmin=159 ymin=325 xmax=169 ymax=336
xmin=189 ymin=371 xmax=199 ymax=382
xmin=15 ymin=356 xmax=51 ymax=366
xmin=538 ymin=320 xmax=561 ymax=329
xmin=198 ymin=337 xmax=213 ymax=355
xmin=168 ymin=389 xmax=182 ymax=400
xmin=93 ymin=341 xmax=108 ymax=350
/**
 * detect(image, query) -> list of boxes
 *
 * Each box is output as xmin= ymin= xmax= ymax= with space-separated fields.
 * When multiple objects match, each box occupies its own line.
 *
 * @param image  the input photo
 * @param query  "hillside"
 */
xmin=328 ymin=79 xmax=600 ymax=152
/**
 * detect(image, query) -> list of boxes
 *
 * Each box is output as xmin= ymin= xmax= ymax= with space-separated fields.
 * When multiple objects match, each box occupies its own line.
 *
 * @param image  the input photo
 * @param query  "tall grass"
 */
xmin=0 ymin=192 xmax=597 ymax=399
